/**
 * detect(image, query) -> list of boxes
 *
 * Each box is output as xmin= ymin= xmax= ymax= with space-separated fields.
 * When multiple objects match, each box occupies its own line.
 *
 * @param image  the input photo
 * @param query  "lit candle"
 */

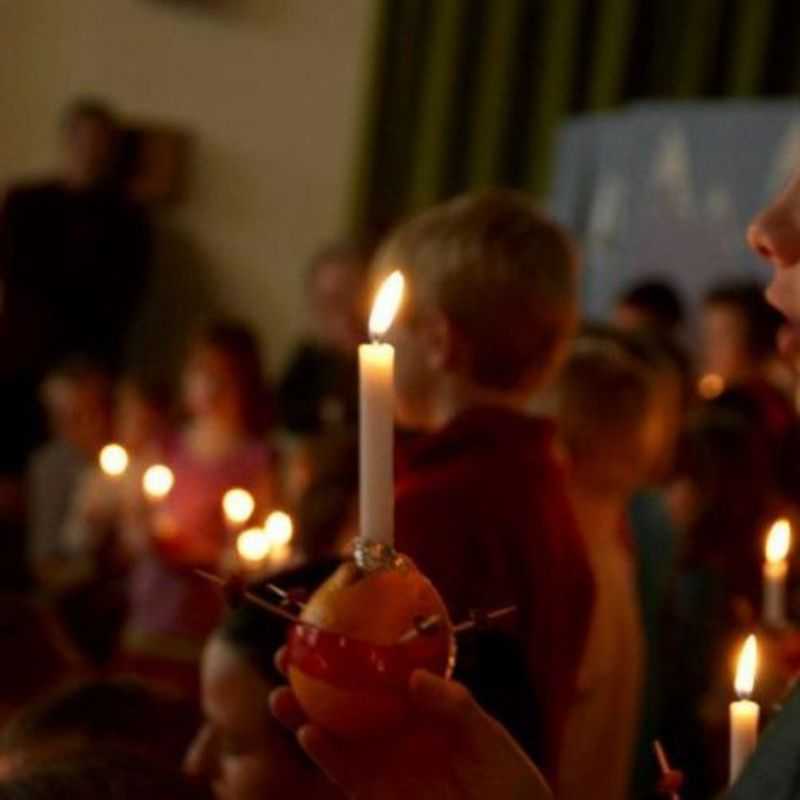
xmin=265 ymin=510 xmax=294 ymax=566
xmin=730 ymin=634 xmax=759 ymax=786
xmin=359 ymin=271 xmax=404 ymax=547
xmin=99 ymin=443 xmax=129 ymax=478
xmin=236 ymin=526 xmax=272 ymax=566
xmin=764 ymin=518 xmax=792 ymax=628
xmin=222 ymin=488 xmax=255 ymax=530
xmin=142 ymin=464 xmax=175 ymax=502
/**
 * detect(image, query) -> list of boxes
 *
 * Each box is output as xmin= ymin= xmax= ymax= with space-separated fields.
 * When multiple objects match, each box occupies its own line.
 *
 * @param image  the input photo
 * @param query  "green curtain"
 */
xmin=349 ymin=0 xmax=800 ymax=236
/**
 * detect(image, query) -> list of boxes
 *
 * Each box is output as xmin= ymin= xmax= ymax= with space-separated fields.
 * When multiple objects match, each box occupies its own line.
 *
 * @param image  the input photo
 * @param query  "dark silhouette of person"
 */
xmin=0 ymin=98 xmax=151 ymax=473
xmin=0 ymin=98 xmax=152 ymax=588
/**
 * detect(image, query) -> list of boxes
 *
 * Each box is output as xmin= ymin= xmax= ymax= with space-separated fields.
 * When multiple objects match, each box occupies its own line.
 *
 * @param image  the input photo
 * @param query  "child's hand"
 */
xmin=270 ymin=650 xmax=552 ymax=800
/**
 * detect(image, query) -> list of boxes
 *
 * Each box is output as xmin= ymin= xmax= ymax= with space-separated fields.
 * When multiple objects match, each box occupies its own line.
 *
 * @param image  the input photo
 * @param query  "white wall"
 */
xmin=0 ymin=0 xmax=373 ymax=374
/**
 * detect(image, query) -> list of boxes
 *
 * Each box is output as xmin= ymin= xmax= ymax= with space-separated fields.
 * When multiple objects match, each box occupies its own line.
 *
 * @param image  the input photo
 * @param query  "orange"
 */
xmin=288 ymin=558 xmax=454 ymax=736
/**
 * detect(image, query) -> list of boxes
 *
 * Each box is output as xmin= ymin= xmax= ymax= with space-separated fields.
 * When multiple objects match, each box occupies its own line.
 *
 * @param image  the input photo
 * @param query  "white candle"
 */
xmin=265 ymin=510 xmax=294 ymax=566
xmin=99 ymin=443 xmax=129 ymax=478
xmin=142 ymin=464 xmax=174 ymax=503
xmin=730 ymin=634 xmax=759 ymax=786
xmin=237 ymin=526 xmax=272 ymax=567
xmin=763 ymin=519 xmax=792 ymax=628
xmin=222 ymin=488 xmax=255 ymax=530
xmin=359 ymin=271 xmax=404 ymax=547
xmin=235 ymin=511 xmax=294 ymax=573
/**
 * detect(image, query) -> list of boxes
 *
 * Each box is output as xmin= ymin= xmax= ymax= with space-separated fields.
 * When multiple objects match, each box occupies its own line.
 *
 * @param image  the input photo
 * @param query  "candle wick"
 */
xmin=371 ymin=333 xmax=381 ymax=345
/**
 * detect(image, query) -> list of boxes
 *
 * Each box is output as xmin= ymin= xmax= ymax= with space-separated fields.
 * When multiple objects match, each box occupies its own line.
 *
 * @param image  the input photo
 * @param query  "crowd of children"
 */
xmin=1 ymin=187 xmax=800 ymax=800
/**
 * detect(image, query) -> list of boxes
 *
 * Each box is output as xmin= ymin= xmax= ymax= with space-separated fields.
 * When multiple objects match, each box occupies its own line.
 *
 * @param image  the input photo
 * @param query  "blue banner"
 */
xmin=551 ymin=101 xmax=800 ymax=320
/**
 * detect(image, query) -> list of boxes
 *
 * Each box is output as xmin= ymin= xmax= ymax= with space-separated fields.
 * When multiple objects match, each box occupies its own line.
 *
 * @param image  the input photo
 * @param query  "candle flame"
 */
xmin=698 ymin=373 xmax=725 ymax=400
xmin=766 ymin=519 xmax=792 ymax=564
xmin=237 ymin=527 xmax=272 ymax=563
xmin=735 ymin=635 xmax=758 ymax=699
xmin=368 ymin=271 xmax=405 ymax=340
xmin=99 ymin=443 xmax=129 ymax=477
xmin=223 ymin=488 xmax=255 ymax=526
xmin=142 ymin=464 xmax=175 ymax=500
xmin=265 ymin=510 xmax=293 ymax=548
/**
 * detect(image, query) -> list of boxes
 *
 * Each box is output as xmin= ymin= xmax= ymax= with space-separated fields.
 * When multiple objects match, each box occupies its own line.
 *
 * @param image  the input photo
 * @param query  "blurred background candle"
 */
xmin=236 ymin=526 xmax=272 ymax=568
xmin=730 ymin=634 xmax=759 ymax=786
xmin=359 ymin=271 xmax=404 ymax=547
xmin=222 ymin=487 xmax=255 ymax=530
xmin=265 ymin=510 xmax=293 ymax=567
xmin=99 ymin=443 xmax=129 ymax=478
xmin=142 ymin=464 xmax=174 ymax=503
xmin=764 ymin=518 xmax=792 ymax=628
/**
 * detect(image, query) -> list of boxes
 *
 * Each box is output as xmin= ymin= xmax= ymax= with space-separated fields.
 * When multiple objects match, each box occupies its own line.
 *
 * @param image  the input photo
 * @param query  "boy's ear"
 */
xmin=423 ymin=310 xmax=456 ymax=372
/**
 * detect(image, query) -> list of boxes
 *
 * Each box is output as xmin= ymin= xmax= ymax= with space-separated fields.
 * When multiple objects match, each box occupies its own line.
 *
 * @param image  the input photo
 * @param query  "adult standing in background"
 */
xmin=277 ymin=240 xmax=370 ymax=436
xmin=0 ymin=98 xmax=152 ymax=586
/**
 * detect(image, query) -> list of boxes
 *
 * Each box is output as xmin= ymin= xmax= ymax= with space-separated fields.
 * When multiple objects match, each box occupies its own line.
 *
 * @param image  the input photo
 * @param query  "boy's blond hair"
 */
xmin=376 ymin=190 xmax=579 ymax=391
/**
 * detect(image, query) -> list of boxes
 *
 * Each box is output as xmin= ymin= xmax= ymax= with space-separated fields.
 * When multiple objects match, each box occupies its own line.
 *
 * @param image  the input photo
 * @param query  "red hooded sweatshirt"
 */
xmin=395 ymin=406 xmax=594 ymax=781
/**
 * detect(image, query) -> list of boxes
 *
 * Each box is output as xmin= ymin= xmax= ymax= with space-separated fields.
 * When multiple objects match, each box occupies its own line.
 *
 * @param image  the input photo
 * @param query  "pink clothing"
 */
xmin=126 ymin=435 xmax=272 ymax=643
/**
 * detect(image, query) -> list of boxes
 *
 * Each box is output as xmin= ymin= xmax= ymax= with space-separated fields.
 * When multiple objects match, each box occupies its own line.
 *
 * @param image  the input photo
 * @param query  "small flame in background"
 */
xmin=99 ymin=443 xmax=129 ymax=477
xmin=265 ymin=510 xmax=293 ymax=548
xmin=222 ymin=488 xmax=255 ymax=525
xmin=143 ymin=464 xmax=175 ymax=500
xmin=237 ymin=527 xmax=272 ymax=562
xmin=766 ymin=518 xmax=792 ymax=564
xmin=235 ymin=511 xmax=294 ymax=564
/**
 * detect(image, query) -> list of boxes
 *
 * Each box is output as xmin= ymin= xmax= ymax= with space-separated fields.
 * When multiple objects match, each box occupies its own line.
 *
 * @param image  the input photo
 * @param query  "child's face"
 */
xmin=310 ymin=259 xmax=364 ymax=352
xmin=749 ymin=170 xmax=800 ymax=323
xmin=115 ymin=385 xmax=161 ymax=452
xmin=614 ymin=303 xmax=652 ymax=334
xmin=385 ymin=308 xmax=443 ymax=431
xmin=611 ymin=408 xmax=663 ymax=493
xmin=54 ymin=381 xmax=111 ymax=456
xmin=572 ymin=400 xmax=666 ymax=495
xmin=183 ymin=345 xmax=241 ymax=422
xmin=636 ymin=400 xmax=677 ymax=485
xmin=185 ymin=638 xmax=322 ymax=800
xmin=64 ymin=117 xmax=115 ymax=187
xmin=702 ymin=305 xmax=752 ymax=381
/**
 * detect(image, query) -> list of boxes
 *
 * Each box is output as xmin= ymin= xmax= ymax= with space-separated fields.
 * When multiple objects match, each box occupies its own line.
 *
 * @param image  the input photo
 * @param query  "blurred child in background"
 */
xmin=556 ymin=337 xmax=661 ymax=800
xmin=64 ymin=374 xmax=171 ymax=559
xmin=120 ymin=321 xmax=276 ymax=692
xmin=577 ymin=326 xmax=691 ymax=798
xmin=292 ymin=433 xmax=358 ymax=566
xmin=55 ymin=375 xmax=171 ymax=663
xmin=663 ymin=407 xmax=778 ymax=796
xmin=701 ymin=282 xmax=792 ymax=442
xmin=625 ymin=333 xmax=691 ymax=800
xmin=28 ymin=358 xmax=112 ymax=600
xmin=185 ymin=601 xmax=342 ymax=800
xmin=278 ymin=241 xmax=370 ymax=437
xmin=615 ymin=279 xmax=687 ymax=341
